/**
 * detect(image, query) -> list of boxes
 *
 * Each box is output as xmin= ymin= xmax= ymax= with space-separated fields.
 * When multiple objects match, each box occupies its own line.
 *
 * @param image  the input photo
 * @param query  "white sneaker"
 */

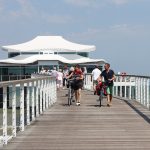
xmin=76 ymin=102 xmax=80 ymax=106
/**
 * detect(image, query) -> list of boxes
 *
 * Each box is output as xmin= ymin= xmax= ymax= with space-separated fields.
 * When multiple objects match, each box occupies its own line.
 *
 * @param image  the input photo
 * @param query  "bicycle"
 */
xmin=96 ymin=81 xmax=107 ymax=107
xmin=67 ymin=78 xmax=75 ymax=106
xmin=67 ymin=75 xmax=81 ymax=106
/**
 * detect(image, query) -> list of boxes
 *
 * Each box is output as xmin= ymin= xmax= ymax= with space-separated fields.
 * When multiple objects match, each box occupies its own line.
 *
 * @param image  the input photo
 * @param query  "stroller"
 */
xmin=96 ymin=81 xmax=107 ymax=107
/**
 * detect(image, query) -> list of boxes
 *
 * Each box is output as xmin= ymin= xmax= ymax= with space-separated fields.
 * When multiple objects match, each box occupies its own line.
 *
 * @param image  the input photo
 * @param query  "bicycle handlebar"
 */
xmin=67 ymin=74 xmax=80 ymax=80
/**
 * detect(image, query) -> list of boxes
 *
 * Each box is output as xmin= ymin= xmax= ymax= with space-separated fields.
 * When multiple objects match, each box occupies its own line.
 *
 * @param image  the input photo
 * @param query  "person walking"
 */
xmin=56 ymin=69 xmax=63 ymax=90
xmin=92 ymin=65 xmax=101 ymax=95
xmin=67 ymin=64 xmax=83 ymax=106
xmin=63 ymin=65 xmax=69 ymax=89
xmin=97 ymin=63 xmax=115 ymax=107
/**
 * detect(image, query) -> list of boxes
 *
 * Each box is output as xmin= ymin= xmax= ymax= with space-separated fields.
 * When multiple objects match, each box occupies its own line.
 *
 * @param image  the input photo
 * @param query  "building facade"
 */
xmin=0 ymin=36 xmax=106 ymax=81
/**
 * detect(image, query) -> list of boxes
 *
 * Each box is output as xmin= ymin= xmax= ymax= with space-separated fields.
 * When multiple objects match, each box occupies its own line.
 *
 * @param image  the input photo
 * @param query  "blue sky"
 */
xmin=0 ymin=0 xmax=150 ymax=75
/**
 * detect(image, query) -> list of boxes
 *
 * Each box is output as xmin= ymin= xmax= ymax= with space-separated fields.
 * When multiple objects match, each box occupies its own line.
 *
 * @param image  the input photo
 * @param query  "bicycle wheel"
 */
xmin=99 ymin=91 xmax=103 ymax=107
xmin=71 ymin=89 xmax=74 ymax=101
xmin=68 ymin=86 xmax=72 ymax=106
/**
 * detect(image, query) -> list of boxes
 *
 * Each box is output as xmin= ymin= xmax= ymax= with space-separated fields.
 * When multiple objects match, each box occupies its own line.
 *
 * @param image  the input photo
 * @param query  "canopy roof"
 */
xmin=0 ymin=54 xmax=106 ymax=65
xmin=2 ymin=36 xmax=95 ymax=53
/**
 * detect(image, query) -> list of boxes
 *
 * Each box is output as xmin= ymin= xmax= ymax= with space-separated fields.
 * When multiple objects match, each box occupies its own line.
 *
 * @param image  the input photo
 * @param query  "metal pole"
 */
xmin=39 ymin=79 xmax=43 ymax=114
xmin=36 ymin=80 xmax=39 ymax=117
xmin=12 ymin=84 xmax=16 ymax=137
xmin=31 ymin=81 xmax=35 ymax=121
xmin=26 ymin=82 xmax=30 ymax=125
xmin=3 ymin=86 xmax=7 ymax=145
xmin=20 ymin=83 xmax=24 ymax=131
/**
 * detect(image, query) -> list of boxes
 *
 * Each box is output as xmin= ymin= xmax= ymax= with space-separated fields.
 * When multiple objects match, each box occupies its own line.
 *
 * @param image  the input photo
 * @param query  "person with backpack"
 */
xmin=97 ymin=63 xmax=115 ymax=107
xmin=67 ymin=64 xmax=83 ymax=106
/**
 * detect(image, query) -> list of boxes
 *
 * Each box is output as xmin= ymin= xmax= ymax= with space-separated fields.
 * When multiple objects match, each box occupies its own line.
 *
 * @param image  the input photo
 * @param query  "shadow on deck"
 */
xmin=1 ymin=89 xmax=150 ymax=150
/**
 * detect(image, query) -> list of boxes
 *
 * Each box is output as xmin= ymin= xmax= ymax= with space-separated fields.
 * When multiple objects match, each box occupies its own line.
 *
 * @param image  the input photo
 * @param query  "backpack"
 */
xmin=96 ymin=82 xmax=107 ymax=96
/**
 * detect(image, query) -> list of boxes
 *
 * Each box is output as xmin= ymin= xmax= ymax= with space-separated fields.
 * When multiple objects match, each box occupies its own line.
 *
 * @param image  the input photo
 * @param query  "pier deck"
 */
xmin=1 ymin=89 xmax=150 ymax=150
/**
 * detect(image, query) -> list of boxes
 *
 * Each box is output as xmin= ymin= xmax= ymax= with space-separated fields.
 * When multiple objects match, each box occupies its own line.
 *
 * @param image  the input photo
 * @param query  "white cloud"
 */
xmin=0 ymin=0 xmax=37 ymax=21
xmin=0 ymin=0 xmax=72 ymax=24
xmin=110 ymin=24 xmax=129 ymax=31
xmin=109 ymin=0 xmax=128 ymax=5
xmin=108 ymin=0 xmax=145 ymax=5
xmin=68 ymin=24 xmax=150 ymax=42
xmin=0 ymin=0 xmax=5 ymax=12
xmin=64 ymin=0 xmax=99 ymax=8
xmin=41 ymin=14 xmax=72 ymax=24
xmin=9 ymin=0 xmax=36 ymax=18
xmin=64 ymin=0 xmax=145 ymax=7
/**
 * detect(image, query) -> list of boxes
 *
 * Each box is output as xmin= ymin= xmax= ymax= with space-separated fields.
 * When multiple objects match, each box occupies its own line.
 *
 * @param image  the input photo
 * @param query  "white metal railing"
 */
xmin=84 ymin=74 xmax=150 ymax=110
xmin=0 ymin=75 xmax=31 ymax=82
xmin=0 ymin=76 xmax=57 ymax=145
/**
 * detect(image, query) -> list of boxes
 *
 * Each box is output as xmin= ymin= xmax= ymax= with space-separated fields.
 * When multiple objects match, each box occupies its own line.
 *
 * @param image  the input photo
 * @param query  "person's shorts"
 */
xmin=73 ymin=79 xmax=83 ymax=90
xmin=106 ymin=86 xmax=113 ymax=95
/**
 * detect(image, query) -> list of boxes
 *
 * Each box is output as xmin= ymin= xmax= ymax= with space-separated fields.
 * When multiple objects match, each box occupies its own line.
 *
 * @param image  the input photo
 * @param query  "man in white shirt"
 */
xmin=92 ymin=65 xmax=101 ymax=95
xmin=51 ymin=67 xmax=57 ymax=77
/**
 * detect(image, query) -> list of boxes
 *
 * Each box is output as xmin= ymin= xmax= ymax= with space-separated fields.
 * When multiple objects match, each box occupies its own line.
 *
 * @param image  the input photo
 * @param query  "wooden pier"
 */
xmin=1 ymin=89 xmax=150 ymax=150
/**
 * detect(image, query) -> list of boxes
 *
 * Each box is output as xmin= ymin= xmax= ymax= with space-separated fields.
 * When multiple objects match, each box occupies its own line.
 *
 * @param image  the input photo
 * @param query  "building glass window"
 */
xmin=8 ymin=52 xmax=20 ymax=58
xmin=77 ymin=52 xmax=89 ymax=57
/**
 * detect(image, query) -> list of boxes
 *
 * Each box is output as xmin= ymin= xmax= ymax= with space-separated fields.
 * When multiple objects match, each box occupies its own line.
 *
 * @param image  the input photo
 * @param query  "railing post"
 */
xmin=43 ymin=79 xmax=45 ymax=109
xmin=112 ymin=85 xmax=115 ymax=96
xmin=52 ymin=79 xmax=54 ymax=105
xmin=143 ymin=78 xmax=146 ymax=106
xmin=48 ymin=78 xmax=51 ymax=107
xmin=84 ymin=74 xmax=92 ymax=90
xmin=50 ymin=80 xmax=54 ymax=104
xmin=36 ymin=80 xmax=39 ymax=117
xmin=49 ymin=79 xmax=53 ymax=105
xmin=147 ymin=79 xmax=150 ymax=110
xmin=86 ymin=74 xmax=88 ymax=89
xmin=85 ymin=74 xmax=88 ymax=89
xmin=120 ymin=76 xmax=122 ymax=97
xmin=140 ymin=78 xmax=143 ymax=104
xmin=39 ymin=79 xmax=43 ymax=114
xmin=124 ymin=77 xmax=127 ymax=98
xmin=20 ymin=83 xmax=24 ymax=131
xmin=31 ymin=81 xmax=35 ymax=121
xmin=129 ymin=78 xmax=132 ymax=99
xmin=12 ymin=84 xmax=16 ymax=137
xmin=3 ymin=86 xmax=7 ymax=145
xmin=53 ymin=80 xmax=57 ymax=103
xmin=135 ymin=77 xmax=138 ymax=100
xmin=45 ymin=79 xmax=48 ymax=109
xmin=116 ymin=76 xmax=118 ymax=96
xmin=137 ymin=77 xmax=141 ymax=102
xmin=43 ymin=79 xmax=46 ymax=111
xmin=26 ymin=82 xmax=30 ymax=125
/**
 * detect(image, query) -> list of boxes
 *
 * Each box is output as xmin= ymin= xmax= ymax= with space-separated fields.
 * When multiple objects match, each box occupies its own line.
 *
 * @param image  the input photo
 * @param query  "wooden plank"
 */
xmin=1 ymin=89 xmax=150 ymax=150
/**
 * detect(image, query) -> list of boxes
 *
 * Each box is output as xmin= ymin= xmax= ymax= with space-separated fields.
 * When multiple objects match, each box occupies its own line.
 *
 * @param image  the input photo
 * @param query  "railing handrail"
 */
xmin=85 ymin=73 xmax=150 ymax=78
xmin=83 ymin=73 xmax=150 ymax=111
xmin=0 ymin=76 xmax=55 ymax=87
xmin=0 ymin=75 xmax=31 ymax=82
xmin=115 ymin=74 xmax=150 ymax=78
xmin=0 ymin=75 xmax=57 ymax=146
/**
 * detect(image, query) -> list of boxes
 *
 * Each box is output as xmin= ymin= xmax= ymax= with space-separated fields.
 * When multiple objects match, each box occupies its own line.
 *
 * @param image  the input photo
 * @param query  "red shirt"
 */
xmin=73 ymin=69 xmax=83 ymax=77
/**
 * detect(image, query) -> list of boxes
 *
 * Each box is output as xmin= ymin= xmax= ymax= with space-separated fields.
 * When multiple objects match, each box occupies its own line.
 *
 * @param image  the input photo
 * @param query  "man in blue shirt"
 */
xmin=98 ymin=63 xmax=115 ymax=107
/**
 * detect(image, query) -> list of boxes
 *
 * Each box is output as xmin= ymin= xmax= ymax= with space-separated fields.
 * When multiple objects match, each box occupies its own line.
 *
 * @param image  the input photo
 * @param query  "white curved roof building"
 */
xmin=2 ymin=36 xmax=95 ymax=52
xmin=0 ymin=36 xmax=106 ymax=77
